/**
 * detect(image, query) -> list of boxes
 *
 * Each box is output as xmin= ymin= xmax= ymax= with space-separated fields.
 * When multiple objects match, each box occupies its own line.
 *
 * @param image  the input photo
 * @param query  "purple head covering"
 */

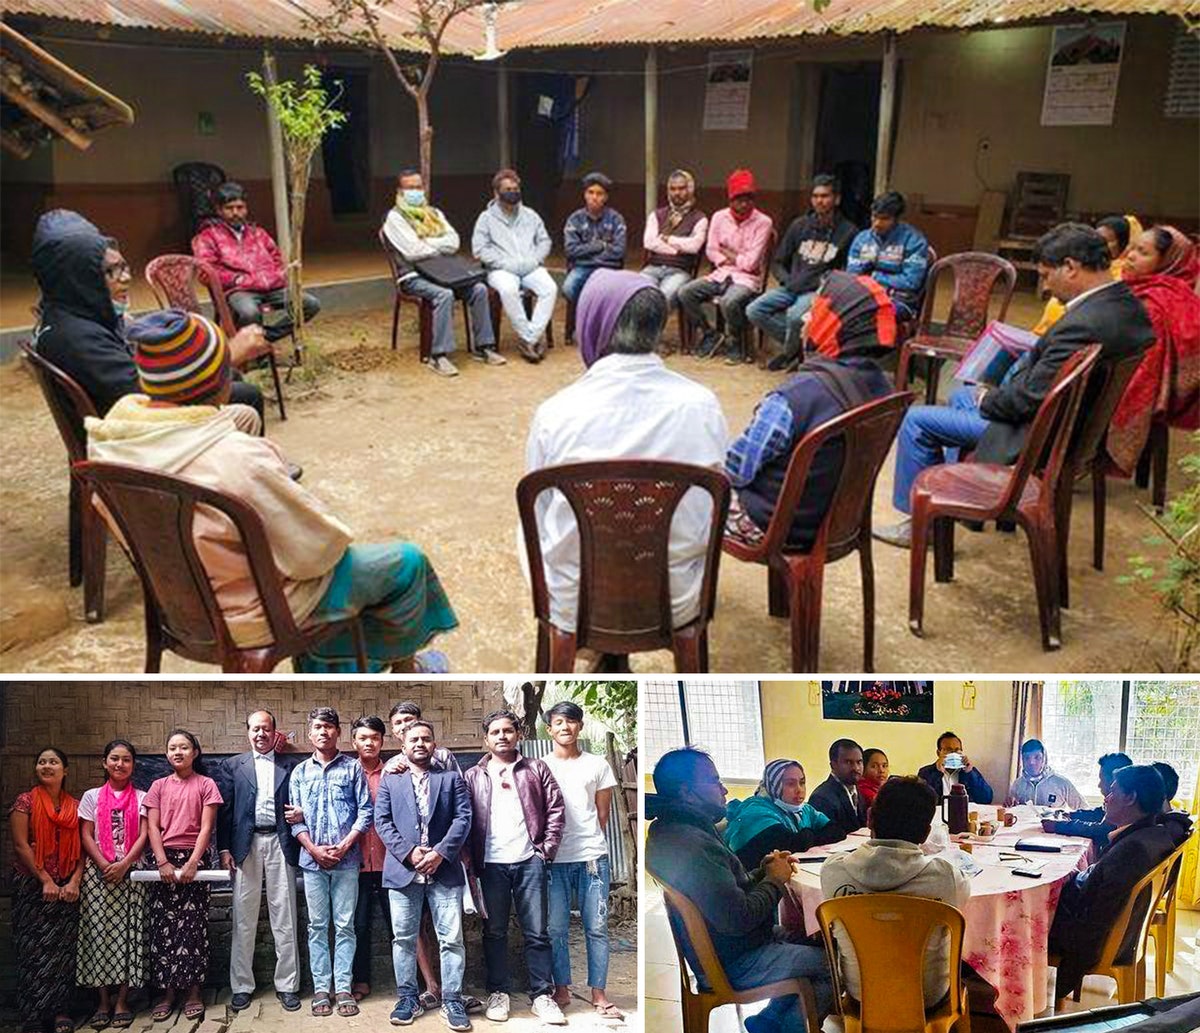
xmin=576 ymin=269 xmax=659 ymax=368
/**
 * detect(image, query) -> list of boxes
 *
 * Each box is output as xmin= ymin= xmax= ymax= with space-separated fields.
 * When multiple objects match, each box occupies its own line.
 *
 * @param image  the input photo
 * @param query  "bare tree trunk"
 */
xmin=287 ymin=151 xmax=313 ymax=353
xmin=417 ymin=93 xmax=434 ymax=196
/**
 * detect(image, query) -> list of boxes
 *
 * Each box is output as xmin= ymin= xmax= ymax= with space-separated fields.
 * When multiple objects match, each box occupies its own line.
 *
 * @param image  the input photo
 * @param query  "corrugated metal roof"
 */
xmin=2 ymin=0 xmax=1198 ymax=53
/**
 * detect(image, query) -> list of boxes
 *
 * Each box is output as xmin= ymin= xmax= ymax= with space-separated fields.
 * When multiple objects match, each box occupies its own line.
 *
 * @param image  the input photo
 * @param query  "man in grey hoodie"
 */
xmin=472 ymin=169 xmax=557 ymax=363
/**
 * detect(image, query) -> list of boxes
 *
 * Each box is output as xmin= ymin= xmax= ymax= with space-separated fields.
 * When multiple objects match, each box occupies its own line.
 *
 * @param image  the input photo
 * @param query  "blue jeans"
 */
xmin=724 ymin=936 xmax=835 ymax=1032
xmin=302 ymin=867 xmax=359 ymax=994
xmin=746 ymin=288 xmax=816 ymax=352
xmin=389 ymin=881 xmax=466 ymax=1000
xmin=562 ymin=265 xmax=600 ymax=303
xmin=399 ymin=277 xmax=494 ymax=357
xmin=548 ymin=857 xmax=611 ymax=989
xmin=480 ymin=857 xmax=554 ymax=1000
xmin=892 ymin=385 xmax=990 ymax=514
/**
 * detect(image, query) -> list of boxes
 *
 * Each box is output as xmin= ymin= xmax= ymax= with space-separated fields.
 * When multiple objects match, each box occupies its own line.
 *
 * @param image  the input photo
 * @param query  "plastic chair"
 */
xmin=1147 ymin=836 xmax=1191 ymax=997
xmin=649 ymin=866 xmax=822 ymax=1033
xmin=19 ymin=341 xmax=107 ymax=623
xmin=908 ymin=345 xmax=1101 ymax=652
xmin=172 ymin=161 xmax=226 ymax=238
xmin=145 ymin=254 xmax=287 ymax=421
xmin=723 ymin=392 xmax=912 ymax=672
xmin=895 ymin=252 xmax=1018 ymax=404
xmin=74 ymin=460 xmax=367 ymax=673
xmin=1134 ymin=417 xmax=1170 ymax=514
xmin=516 ymin=459 xmax=730 ymax=672
xmin=815 ymin=894 xmax=970 ymax=1033
xmin=896 ymin=245 xmax=938 ymax=346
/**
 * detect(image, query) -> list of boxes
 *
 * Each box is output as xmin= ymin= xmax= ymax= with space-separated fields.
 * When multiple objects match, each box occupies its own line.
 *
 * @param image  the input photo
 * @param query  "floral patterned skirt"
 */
xmin=13 ymin=873 xmax=80 ymax=1025
xmin=147 ymin=847 xmax=214 ymax=990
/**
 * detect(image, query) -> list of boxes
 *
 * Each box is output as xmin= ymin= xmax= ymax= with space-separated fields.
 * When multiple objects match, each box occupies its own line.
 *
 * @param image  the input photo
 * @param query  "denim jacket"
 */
xmin=288 ymin=752 xmax=372 ymax=872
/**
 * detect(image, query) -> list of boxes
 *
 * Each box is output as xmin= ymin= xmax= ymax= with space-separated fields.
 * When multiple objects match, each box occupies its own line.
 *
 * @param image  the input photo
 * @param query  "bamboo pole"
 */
xmin=498 ymin=59 xmax=511 ymax=169
xmin=0 ymin=78 xmax=91 ymax=150
xmin=262 ymin=50 xmax=291 ymax=264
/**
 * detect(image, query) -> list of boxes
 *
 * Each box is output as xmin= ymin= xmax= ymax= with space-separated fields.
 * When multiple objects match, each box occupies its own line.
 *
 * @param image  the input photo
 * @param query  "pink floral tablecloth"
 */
xmin=788 ymin=805 xmax=1094 ymax=1030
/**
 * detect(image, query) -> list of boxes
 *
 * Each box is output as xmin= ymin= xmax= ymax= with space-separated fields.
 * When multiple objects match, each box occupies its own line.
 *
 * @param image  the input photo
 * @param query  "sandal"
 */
xmin=418 ymin=991 xmax=440 ymax=1010
xmin=463 ymin=995 xmax=484 ymax=1014
xmin=311 ymin=993 xmax=333 ymax=1018
xmin=593 ymin=1001 xmax=626 ymax=1020
xmin=150 ymin=1001 xmax=173 ymax=1023
xmin=110 ymin=1015 xmax=134 ymax=1030
xmin=54 ymin=1020 xmax=75 ymax=1033
xmin=335 ymin=993 xmax=359 ymax=1018
xmin=413 ymin=650 xmax=449 ymax=674
xmin=182 ymin=1002 xmax=204 ymax=1022
xmin=88 ymin=1011 xmax=112 ymax=1031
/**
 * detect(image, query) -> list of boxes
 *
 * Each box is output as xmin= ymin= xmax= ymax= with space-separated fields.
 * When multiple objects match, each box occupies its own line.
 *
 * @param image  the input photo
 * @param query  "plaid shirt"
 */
xmin=725 ymin=392 xmax=795 ymax=486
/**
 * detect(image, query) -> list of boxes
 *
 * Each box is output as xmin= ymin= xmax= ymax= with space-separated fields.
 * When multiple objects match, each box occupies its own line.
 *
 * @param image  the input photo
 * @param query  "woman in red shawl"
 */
xmin=1107 ymin=226 xmax=1200 ymax=474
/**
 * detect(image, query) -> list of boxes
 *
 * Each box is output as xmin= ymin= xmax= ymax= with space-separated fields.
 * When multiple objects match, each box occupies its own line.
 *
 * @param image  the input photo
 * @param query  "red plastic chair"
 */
xmin=145 ymin=254 xmax=287 ymax=420
xmin=516 ymin=459 xmax=730 ymax=672
xmin=908 ymin=345 xmax=1101 ymax=651
xmin=896 ymin=252 xmax=1018 ymax=404
xmin=723 ymin=392 xmax=913 ymax=672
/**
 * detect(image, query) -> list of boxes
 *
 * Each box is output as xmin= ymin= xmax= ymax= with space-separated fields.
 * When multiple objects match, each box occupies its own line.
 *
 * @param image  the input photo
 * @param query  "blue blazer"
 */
xmin=917 ymin=762 xmax=994 ymax=805
xmin=375 ymin=769 xmax=472 ymax=889
xmin=215 ymin=750 xmax=302 ymax=866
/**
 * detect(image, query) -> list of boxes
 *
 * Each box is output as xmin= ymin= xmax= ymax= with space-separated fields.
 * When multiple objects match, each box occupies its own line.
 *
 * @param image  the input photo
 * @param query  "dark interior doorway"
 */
xmin=322 ymin=67 xmax=370 ymax=216
xmin=515 ymin=72 xmax=582 ymax=228
xmin=813 ymin=62 xmax=881 ymax=228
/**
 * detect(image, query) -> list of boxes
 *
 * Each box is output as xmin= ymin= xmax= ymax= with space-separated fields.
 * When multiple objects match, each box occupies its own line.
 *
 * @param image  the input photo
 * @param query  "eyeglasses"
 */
xmin=103 ymin=261 xmax=130 ymax=280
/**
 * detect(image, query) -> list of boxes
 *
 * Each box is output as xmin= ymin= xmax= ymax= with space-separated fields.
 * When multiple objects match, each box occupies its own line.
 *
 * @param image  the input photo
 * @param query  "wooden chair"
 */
xmin=895 ymin=252 xmax=1018 ymax=405
xmin=145 ymin=254 xmax=287 ymax=421
xmin=650 ymin=867 xmax=822 ymax=1033
xmin=1147 ymin=836 xmax=1192 ymax=997
xmin=19 ymin=342 xmax=107 ymax=623
xmin=1134 ymin=417 xmax=1170 ymax=514
xmin=516 ymin=459 xmax=730 ymax=672
xmin=74 ymin=460 xmax=367 ymax=673
xmin=1051 ymin=845 xmax=1175 ymax=1006
xmin=723 ymin=392 xmax=913 ymax=672
xmin=815 ymin=894 xmax=970 ymax=1033
xmin=908 ymin=346 xmax=1101 ymax=651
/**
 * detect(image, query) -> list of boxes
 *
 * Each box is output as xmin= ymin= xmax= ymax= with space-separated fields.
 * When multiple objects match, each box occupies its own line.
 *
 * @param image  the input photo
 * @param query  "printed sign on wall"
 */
xmin=1041 ymin=22 xmax=1126 ymax=126
xmin=703 ymin=49 xmax=754 ymax=131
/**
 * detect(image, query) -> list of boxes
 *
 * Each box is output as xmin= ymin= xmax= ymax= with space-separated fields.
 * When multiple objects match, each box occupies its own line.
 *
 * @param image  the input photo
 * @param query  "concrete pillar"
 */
xmin=644 ymin=45 xmax=658 ymax=222
xmin=498 ymin=60 xmax=511 ymax=169
xmin=873 ymin=32 xmax=898 ymax=197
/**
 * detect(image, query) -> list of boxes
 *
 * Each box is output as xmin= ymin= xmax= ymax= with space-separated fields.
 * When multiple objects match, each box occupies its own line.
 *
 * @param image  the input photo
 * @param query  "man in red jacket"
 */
xmin=192 ymin=182 xmax=320 ymax=341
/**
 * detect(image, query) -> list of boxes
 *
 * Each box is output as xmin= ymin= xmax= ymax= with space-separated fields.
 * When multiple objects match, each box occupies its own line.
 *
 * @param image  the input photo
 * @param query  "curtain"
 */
xmin=1178 ymin=763 xmax=1200 ymax=910
xmin=1009 ymin=680 xmax=1044 ymax=791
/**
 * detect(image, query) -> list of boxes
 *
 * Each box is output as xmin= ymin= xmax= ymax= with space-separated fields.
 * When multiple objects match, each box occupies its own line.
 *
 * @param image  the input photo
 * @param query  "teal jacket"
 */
xmin=722 ymin=794 xmax=835 ymax=865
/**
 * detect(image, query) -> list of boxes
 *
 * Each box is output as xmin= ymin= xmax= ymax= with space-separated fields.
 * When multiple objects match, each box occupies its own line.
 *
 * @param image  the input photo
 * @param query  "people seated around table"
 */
xmin=1005 ymin=738 xmax=1085 ymax=809
xmin=31 ymin=210 xmax=270 ymax=431
xmin=471 ymin=168 xmax=557 ymax=363
xmin=1041 ymin=751 xmax=1131 ymax=850
xmin=809 ymin=739 xmax=869 ymax=832
xmin=1105 ymin=226 xmax=1199 ymax=476
xmin=723 ymin=272 xmax=896 ymax=549
xmin=85 ymin=311 xmax=458 ymax=673
xmin=523 ymin=270 xmax=729 ymax=639
xmin=723 ymin=759 xmax=844 ymax=871
xmin=917 ymin=731 xmax=993 ymax=805
xmin=1150 ymin=762 xmax=1194 ymax=845
xmin=874 ymin=223 xmax=1155 ymax=549
xmin=382 ymin=168 xmax=504 ymax=377
xmin=1047 ymin=763 xmax=1177 ymax=1002
xmin=819 ymin=776 xmax=969 ymax=1009
xmin=858 ymin=748 xmax=889 ymax=808
xmin=747 ymin=173 xmax=856 ymax=371
xmin=562 ymin=172 xmax=627 ymax=309
xmin=845 ymin=190 xmax=930 ymax=322
xmin=678 ymin=168 xmax=774 ymax=364
xmin=640 ymin=169 xmax=709 ymax=311
xmin=646 ymin=748 xmax=834 ymax=1033
xmin=192 ymin=181 xmax=319 ymax=341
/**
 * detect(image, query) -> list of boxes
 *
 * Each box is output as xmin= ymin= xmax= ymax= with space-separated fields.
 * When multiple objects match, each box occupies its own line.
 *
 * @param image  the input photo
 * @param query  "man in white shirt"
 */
xmin=524 ymin=271 xmax=729 ymax=637
xmin=540 ymin=702 xmax=622 ymax=1020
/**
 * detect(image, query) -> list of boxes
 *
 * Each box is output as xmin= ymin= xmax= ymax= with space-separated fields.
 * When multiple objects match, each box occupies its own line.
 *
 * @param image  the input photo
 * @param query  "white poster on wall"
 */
xmin=1040 ymin=21 xmax=1126 ymax=126
xmin=702 ymin=49 xmax=753 ymax=131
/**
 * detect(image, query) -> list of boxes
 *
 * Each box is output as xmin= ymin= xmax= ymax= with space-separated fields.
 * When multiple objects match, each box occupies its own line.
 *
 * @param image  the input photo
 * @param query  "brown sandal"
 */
xmin=311 ymin=993 xmax=332 ymax=1018
xmin=335 ymin=993 xmax=359 ymax=1017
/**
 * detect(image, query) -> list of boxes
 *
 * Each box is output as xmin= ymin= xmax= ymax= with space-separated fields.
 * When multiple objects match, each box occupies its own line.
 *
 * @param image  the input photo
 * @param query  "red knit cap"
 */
xmin=726 ymin=168 xmax=756 ymax=199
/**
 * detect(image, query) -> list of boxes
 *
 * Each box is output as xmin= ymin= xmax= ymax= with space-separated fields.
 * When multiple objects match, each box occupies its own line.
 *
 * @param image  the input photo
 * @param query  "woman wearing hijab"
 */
xmin=725 ymin=271 xmax=897 ymax=547
xmin=523 ymin=269 xmax=728 ymax=639
xmin=640 ymin=170 xmax=709 ymax=311
xmin=723 ymin=759 xmax=844 ymax=870
xmin=1106 ymin=225 xmax=1199 ymax=473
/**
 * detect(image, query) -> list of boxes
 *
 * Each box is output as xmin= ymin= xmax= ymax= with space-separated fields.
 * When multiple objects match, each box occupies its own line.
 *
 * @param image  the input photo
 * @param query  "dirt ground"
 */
xmin=0 ymin=302 xmax=1191 ymax=674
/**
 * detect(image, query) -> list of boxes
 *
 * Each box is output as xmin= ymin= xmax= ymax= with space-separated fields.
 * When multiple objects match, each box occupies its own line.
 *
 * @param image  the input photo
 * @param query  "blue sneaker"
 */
xmin=390 ymin=996 xmax=423 ymax=1026
xmin=441 ymin=999 xmax=472 ymax=1031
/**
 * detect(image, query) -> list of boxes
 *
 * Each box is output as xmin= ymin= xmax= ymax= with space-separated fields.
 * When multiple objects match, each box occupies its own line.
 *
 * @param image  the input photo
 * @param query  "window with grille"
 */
xmin=643 ymin=680 xmax=765 ymax=781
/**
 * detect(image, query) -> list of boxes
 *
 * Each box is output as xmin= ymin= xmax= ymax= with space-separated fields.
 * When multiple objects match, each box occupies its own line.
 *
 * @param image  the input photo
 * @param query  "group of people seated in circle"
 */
xmin=646 ymin=733 xmax=1193 ymax=1033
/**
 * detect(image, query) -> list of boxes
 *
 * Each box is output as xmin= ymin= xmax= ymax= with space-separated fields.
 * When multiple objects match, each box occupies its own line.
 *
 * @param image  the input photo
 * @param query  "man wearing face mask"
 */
xmin=383 ymin=169 xmax=503 ymax=378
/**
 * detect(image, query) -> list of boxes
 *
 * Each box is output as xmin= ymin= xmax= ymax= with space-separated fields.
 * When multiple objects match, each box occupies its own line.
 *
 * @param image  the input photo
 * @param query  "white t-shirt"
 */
xmin=484 ymin=757 xmax=535 ymax=865
xmin=79 ymin=786 xmax=149 ymax=861
xmin=542 ymin=751 xmax=618 ymax=863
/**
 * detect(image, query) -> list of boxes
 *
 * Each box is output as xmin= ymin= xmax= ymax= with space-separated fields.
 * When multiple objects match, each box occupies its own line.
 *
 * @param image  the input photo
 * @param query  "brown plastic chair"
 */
xmin=19 ymin=341 xmax=107 ymax=623
xmin=1134 ymin=416 xmax=1170 ymax=514
xmin=649 ymin=866 xmax=822 ymax=1033
xmin=816 ymin=894 xmax=970 ymax=1033
xmin=723 ymin=391 xmax=913 ymax=672
xmin=1147 ymin=835 xmax=1192 ymax=997
xmin=896 ymin=252 xmax=1018 ymax=404
xmin=145 ymin=254 xmax=287 ymax=421
xmin=487 ymin=285 xmax=554 ymax=353
xmin=74 ymin=460 xmax=367 ymax=673
xmin=908 ymin=345 xmax=1101 ymax=651
xmin=516 ymin=459 xmax=730 ymax=672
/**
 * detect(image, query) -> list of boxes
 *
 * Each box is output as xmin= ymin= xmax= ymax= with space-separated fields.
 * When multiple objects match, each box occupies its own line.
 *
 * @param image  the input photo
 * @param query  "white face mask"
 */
xmin=775 ymin=799 xmax=805 ymax=813
xmin=112 ymin=299 xmax=129 ymax=318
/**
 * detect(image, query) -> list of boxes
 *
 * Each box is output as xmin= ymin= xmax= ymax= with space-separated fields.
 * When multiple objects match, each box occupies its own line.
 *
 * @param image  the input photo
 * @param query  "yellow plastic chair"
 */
xmin=815 ymin=894 xmax=970 ymax=1033
xmin=649 ymin=867 xmax=822 ymax=1033
xmin=1148 ymin=835 xmax=1193 ymax=996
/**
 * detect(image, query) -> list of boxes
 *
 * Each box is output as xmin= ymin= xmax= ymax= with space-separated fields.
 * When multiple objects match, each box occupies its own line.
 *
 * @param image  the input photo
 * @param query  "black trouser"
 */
xmin=228 ymin=287 xmax=321 ymax=342
xmin=352 ymin=871 xmax=392 ymax=986
xmin=480 ymin=856 xmax=553 ymax=1001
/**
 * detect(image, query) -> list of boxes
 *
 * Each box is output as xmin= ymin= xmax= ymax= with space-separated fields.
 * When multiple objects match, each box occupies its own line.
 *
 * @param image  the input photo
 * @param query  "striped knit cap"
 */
xmin=761 ymin=758 xmax=802 ymax=801
xmin=129 ymin=309 xmax=231 ymax=405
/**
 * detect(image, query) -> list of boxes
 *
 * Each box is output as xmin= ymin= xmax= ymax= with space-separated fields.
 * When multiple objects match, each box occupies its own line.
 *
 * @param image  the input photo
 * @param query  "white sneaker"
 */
xmin=428 ymin=355 xmax=459 ymax=377
xmin=484 ymin=992 xmax=509 ymax=1022
xmin=530 ymin=995 xmax=567 ymax=1025
xmin=482 ymin=348 xmax=507 ymax=366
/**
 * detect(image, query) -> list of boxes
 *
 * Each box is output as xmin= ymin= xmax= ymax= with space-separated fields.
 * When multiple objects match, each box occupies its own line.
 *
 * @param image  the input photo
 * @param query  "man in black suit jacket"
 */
xmin=916 ymin=730 xmax=993 ymax=805
xmin=216 ymin=710 xmax=303 ymax=1012
xmin=875 ymin=222 xmax=1155 ymax=547
xmin=808 ymin=738 xmax=869 ymax=832
xmin=374 ymin=719 xmax=473 ymax=1030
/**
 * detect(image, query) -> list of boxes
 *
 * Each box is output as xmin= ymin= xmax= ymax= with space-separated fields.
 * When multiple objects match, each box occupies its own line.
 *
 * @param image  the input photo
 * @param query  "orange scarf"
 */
xmin=30 ymin=785 xmax=81 ymax=877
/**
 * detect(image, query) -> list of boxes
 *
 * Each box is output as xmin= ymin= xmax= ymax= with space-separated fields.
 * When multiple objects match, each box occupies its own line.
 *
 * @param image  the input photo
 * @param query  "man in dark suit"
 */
xmin=217 ymin=709 xmax=303 ymax=1013
xmin=808 ymin=738 xmax=869 ymax=832
xmin=375 ymin=719 xmax=473 ymax=1031
xmin=916 ymin=730 xmax=993 ymax=805
xmin=1049 ymin=764 xmax=1177 ymax=1001
xmin=875 ymin=222 xmax=1155 ymax=547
